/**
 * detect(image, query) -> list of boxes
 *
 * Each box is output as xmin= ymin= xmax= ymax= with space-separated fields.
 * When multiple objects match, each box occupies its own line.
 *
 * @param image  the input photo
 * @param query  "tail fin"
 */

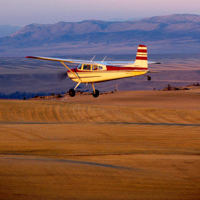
xmin=133 ymin=45 xmax=148 ymax=70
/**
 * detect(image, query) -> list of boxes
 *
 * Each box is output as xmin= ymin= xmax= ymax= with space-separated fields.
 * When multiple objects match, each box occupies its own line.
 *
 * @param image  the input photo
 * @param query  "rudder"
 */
xmin=134 ymin=45 xmax=148 ymax=69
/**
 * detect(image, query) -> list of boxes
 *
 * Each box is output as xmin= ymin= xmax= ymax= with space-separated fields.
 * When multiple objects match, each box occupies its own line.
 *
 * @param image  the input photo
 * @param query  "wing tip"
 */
xmin=26 ymin=56 xmax=37 ymax=59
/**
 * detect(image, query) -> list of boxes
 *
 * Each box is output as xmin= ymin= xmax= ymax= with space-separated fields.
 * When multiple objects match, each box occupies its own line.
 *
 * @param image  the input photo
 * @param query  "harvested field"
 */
xmin=0 ymin=90 xmax=200 ymax=199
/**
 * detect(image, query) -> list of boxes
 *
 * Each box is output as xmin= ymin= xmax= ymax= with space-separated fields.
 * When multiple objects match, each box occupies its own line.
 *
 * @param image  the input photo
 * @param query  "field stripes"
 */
xmin=0 ymin=100 xmax=200 ymax=125
xmin=0 ymin=122 xmax=200 ymax=127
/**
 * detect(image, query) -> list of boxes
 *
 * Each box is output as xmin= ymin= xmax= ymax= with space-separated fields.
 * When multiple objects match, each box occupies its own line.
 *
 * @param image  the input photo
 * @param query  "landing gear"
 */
xmin=91 ymin=83 xmax=100 ymax=98
xmin=144 ymin=74 xmax=151 ymax=81
xmin=147 ymin=76 xmax=151 ymax=81
xmin=93 ymin=89 xmax=99 ymax=98
xmin=69 ymin=88 xmax=75 ymax=97
xmin=68 ymin=82 xmax=81 ymax=97
xmin=68 ymin=82 xmax=100 ymax=98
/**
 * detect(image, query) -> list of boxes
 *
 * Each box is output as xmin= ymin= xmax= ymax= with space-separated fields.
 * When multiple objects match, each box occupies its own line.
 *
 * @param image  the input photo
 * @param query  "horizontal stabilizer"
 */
xmin=148 ymin=61 xmax=161 ymax=64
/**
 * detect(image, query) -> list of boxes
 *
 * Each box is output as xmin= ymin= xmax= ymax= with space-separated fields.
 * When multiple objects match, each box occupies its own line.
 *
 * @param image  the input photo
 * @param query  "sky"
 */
xmin=0 ymin=0 xmax=199 ymax=27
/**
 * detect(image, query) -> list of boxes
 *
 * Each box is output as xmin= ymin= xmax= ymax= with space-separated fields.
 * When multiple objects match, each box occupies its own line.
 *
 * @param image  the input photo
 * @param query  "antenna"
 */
xmin=102 ymin=55 xmax=107 ymax=63
xmin=90 ymin=55 xmax=96 ymax=62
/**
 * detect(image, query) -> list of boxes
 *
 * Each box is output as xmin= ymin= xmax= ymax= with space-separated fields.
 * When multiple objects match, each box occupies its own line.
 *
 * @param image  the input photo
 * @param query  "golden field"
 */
xmin=0 ymin=89 xmax=200 ymax=199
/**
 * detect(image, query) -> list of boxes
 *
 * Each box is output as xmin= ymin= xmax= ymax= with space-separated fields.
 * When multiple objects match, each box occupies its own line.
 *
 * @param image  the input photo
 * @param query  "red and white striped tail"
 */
xmin=134 ymin=45 xmax=148 ymax=69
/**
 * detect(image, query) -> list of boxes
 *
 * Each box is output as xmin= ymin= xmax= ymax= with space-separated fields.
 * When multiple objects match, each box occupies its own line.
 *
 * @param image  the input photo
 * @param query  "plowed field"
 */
xmin=0 ymin=90 xmax=200 ymax=199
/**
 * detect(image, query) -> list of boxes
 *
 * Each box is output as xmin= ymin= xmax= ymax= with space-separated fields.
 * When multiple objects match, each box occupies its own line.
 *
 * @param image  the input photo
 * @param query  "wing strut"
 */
xmin=61 ymin=62 xmax=81 ymax=82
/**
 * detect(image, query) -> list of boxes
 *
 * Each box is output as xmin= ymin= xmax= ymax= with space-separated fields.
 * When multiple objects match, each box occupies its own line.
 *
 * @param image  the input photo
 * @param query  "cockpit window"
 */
xmin=92 ymin=65 xmax=98 ymax=70
xmin=83 ymin=65 xmax=91 ymax=70
xmin=79 ymin=64 xmax=104 ymax=70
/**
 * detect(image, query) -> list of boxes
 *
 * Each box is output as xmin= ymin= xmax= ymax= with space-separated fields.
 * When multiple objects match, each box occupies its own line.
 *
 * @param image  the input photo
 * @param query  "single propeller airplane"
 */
xmin=26 ymin=45 xmax=159 ymax=98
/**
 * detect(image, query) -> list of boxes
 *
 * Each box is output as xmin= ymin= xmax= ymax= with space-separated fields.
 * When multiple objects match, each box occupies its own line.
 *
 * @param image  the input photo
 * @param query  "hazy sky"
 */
xmin=1 ymin=0 xmax=199 ymax=26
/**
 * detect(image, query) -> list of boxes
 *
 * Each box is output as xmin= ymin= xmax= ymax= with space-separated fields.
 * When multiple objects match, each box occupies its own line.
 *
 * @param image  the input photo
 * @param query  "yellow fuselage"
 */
xmin=67 ymin=68 xmax=148 ymax=83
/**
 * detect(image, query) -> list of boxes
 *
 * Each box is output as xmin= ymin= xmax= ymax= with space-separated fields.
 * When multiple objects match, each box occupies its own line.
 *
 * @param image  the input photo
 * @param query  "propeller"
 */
xmin=58 ymin=72 xmax=68 ymax=80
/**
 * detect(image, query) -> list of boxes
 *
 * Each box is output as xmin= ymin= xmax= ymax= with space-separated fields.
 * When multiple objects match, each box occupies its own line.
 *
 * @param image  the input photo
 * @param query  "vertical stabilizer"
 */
xmin=133 ymin=45 xmax=148 ymax=69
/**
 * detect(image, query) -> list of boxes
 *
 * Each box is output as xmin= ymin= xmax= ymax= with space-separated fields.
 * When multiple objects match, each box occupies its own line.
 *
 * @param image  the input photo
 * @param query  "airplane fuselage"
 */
xmin=67 ymin=64 xmax=148 ymax=83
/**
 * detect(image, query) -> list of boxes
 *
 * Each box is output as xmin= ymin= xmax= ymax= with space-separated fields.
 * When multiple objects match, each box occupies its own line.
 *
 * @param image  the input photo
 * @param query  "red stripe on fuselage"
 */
xmin=68 ymin=66 xmax=148 ymax=73
xmin=106 ymin=66 xmax=148 ymax=71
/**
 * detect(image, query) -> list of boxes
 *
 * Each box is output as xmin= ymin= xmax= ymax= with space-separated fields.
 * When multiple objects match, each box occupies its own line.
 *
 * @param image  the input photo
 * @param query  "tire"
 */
xmin=69 ymin=89 xmax=75 ymax=97
xmin=93 ymin=90 xmax=99 ymax=98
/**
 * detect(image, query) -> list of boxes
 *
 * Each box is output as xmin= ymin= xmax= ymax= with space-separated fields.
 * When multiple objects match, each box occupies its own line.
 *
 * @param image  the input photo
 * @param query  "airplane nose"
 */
xmin=58 ymin=71 xmax=68 ymax=80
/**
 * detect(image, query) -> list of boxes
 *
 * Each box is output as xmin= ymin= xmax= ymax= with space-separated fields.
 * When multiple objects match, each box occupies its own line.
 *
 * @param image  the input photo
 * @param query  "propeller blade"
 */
xmin=58 ymin=72 xmax=68 ymax=80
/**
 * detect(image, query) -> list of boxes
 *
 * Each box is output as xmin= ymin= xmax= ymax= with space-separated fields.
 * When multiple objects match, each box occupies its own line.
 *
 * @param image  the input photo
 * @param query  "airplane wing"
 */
xmin=102 ymin=61 xmax=133 ymax=66
xmin=26 ymin=56 xmax=161 ymax=66
xmin=26 ymin=56 xmax=90 ymax=64
xmin=99 ymin=61 xmax=161 ymax=66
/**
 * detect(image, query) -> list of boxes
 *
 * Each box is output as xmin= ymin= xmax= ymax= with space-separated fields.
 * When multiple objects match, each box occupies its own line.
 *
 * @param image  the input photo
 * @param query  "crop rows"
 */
xmin=0 ymin=100 xmax=199 ymax=125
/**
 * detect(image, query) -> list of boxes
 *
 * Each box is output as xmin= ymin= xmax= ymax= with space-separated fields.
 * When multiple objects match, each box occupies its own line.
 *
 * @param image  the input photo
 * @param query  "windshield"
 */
xmin=77 ymin=64 xmax=82 ymax=69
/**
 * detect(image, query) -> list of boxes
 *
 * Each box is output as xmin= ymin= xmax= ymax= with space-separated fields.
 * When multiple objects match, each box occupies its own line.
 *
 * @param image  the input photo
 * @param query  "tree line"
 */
xmin=0 ymin=91 xmax=65 ymax=99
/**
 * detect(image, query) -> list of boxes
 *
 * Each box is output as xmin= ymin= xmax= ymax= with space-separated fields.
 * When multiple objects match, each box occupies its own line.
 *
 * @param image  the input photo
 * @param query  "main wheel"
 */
xmin=69 ymin=88 xmax=75 ymax=97
xmin=93 ymin=90 xmax=99 ymax=98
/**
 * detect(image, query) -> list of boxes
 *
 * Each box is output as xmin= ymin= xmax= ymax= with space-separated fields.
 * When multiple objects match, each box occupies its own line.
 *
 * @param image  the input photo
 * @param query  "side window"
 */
xmin=92 ymin=65 xmax=98 ymax=70
xmin=83 ymin=65 xmax=91 ymax=70
xmin=99 ymin=66 xmax=103 ymax=70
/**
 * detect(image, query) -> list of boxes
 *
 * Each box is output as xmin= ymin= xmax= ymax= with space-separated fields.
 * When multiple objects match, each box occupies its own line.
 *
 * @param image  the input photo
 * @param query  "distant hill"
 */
xmin=0 ymin=14 xmax=199 ymax=55
xmin=0 ymin=25 xmax=21 ymax=38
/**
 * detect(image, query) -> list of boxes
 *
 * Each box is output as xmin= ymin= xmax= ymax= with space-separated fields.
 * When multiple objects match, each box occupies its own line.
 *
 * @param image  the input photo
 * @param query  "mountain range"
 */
xmin=0 ymin=25 xmax=21 ymax=38
xmin=0 ymin=14 xmax=199 ymax=56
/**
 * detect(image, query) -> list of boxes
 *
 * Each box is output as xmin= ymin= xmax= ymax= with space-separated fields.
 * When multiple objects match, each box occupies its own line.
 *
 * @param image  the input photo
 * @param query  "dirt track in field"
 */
xmin=0 ymin=89 xmax=200 ymax=199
